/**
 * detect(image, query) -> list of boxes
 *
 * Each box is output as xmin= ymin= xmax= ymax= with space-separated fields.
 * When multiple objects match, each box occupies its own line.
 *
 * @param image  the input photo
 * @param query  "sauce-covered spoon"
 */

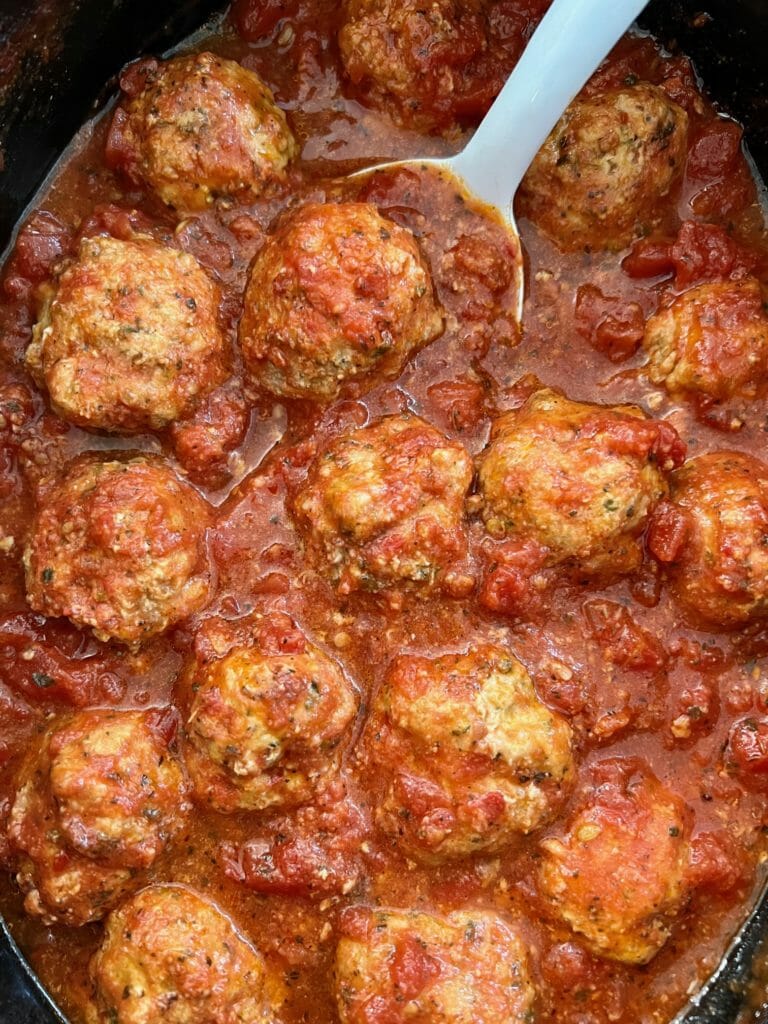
xmin=351 ymin=0 xmax=650 ymax=320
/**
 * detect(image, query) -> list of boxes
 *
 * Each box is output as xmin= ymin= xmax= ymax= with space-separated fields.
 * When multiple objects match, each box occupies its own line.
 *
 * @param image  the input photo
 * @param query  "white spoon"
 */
xmin=352 ymin=0 xmax=650 ymax=320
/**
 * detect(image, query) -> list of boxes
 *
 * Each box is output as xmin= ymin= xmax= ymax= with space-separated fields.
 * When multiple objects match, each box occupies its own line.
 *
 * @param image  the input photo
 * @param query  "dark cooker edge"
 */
xmin=0 ymin=0 xmax=766 ymax=1021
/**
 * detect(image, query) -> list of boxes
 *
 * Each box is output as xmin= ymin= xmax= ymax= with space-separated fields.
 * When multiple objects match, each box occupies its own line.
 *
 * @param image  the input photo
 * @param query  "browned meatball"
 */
xmin=477 ymin=388 xmax=686 ymax=575
xmin=366 ymin=644 xmax=573 ymax=862
xmin=8 ymin=710 xmax=188 ymax=926
xmin=26 ymin=235 xmax=225 ymax=433
xmin=519 ymin=84 xmax=688 ymax=251
xmin=239 ymin=202 xmax=443 ymax=401
xmin=644 ymin=278 xmax=768 ymax=404
xmin=182 ymin=618 xmax=358 ymax=813
xmin=338 ymin=0 xmax=492 ymax=132
xmin=539 ymin=758 xmax=691 ymax=964
xmin=24 ymin=455 xmax=212 ymax=646
xmin=107 ymin=52 xmax=296 ymax=210
xmin=335 ymin=906 xmax=536 ymax=1024
xmin=293 ymin=414 xmax=473 ymax=596
xmin=648 ymin=452 xmax=768 ymax=628
xmin=88 ymin=885 xmax=279 ymax=1024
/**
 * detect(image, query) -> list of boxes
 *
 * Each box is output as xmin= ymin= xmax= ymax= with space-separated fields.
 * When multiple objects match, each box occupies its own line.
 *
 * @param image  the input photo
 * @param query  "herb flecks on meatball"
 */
xmin=539 ymin=758 xmax=691 ymax=964
xmin=649 ymin=451 xmax=768 ymax=628
xmin=8 ymin=709 xmax=188 ymax=927
xmin=367 ymin=644 xmax=573 ymax=862
xmin=239 ymin=202 xmax=444 ymax=401
xmin=182 ymin=621 xmax=358 ymax=813
xmin=478 ymin=388 xmax=685 ymax=576
xmin=24 ymin=455 xmax=212 ymax=645
xmin=334 ymin=905 xmax=536 ymax=1024
xmin=520 ymin=83 xmax=688 ymax=251
xmin=107 ymin=51 xmax=296 ymax=211
xmin=26 ymin=235 xmax=225 ymax=433
xmin=88 ymin=885 xmax=278 ymax=1024
xmin=293 ymin=414 xmax=473 ymax=597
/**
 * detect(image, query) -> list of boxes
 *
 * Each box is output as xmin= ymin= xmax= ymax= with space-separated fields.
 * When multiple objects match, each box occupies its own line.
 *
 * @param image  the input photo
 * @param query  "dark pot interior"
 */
xmin=0 ymin=1 xmax=766 ymax=1021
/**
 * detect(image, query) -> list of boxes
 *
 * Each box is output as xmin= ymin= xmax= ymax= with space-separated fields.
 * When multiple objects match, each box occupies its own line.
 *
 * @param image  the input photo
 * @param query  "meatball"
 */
xmin=26 ymin=235 xmax=225 ymax=433
xmin=183 ymin=631 xmax=358 ymax=813
xmin=293 ymin=414 xmax=473 ymax=596
xmin=8 ymin=709 xmax=188 ymax=926
xmin=519 ymin=84 xmax=688 ymax=251
xmin=239 ymin=202 xmax=443 ymax=401
xmin=88 ymin=885 xmax=277 ymax=1024
xmin=338 ymin=0 xmax=487 ymax=132
xmin=644 ymin=278 xmax=768 ymax=404
xmin=367 ymin=644 xmax=573 ymax=862
xmin=107 ymin=52 xmax=296 ymax=210
xmin=649 ymin=452 xmax=768 ymax=627
xmin=538 ymin=758 xmax=691 ymax=964
xmin=24 ymin=455 xmax=212 ymax=645
xmin=477 ymin=388 xmax=686 ymax=575
xmin=334 ymin=906 xmax=536 ymax=1024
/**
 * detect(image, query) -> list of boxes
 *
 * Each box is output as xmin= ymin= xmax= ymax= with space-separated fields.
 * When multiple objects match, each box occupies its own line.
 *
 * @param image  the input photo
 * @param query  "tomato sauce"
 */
xmin=1 ymin=2 xmax=768 ymax=1023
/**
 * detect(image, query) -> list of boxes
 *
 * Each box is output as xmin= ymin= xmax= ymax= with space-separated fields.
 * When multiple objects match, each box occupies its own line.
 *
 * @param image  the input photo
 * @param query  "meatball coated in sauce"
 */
xmin=106 ymin=51 xmax=296 ymax=211
xmin=519 ymin=84 xmax=688 ymax=251
xmin=367 ymin=644 xmax=573 ymax=862
xmin=293 ymin=414 xmax=473 ymax=596
xmin=88 ymin=885 xmax=278 ymax=1024
xmin=539 ymin=759 xmax=691 ymax=965
xmin=24 ymin=455 xmax=212 ymax=646
xmin=643 ymin=278 xmax=768 ymax=406
xmin=239 ymin=202 xmax=444 ymax=401
xmin=649 ymin=452 xmax=768 ymax=628
xmin=8 ymin=710 xmax=188 ymax=927
xmin=478 ymin=388 xmax=685 ymax=575
xmin=338 ymin=0 xmax=486 ymax=132
xmin=26 ymin=235 xmax=225 ymax=433
xmin=182 ymin=630 xmax=358 ymax=813
xmin=334 ymin=906 xmax=536 ymax=1024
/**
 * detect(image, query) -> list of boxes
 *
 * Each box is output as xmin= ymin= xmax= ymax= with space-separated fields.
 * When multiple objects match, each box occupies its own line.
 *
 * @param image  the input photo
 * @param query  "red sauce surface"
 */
xmin=0 ymin=3 xmax=767 ymax=1023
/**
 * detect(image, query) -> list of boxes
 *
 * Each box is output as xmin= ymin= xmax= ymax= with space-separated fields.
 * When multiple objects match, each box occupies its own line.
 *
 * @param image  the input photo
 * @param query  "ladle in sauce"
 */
xmin=351 ymin=0 xmax=650 ymax=320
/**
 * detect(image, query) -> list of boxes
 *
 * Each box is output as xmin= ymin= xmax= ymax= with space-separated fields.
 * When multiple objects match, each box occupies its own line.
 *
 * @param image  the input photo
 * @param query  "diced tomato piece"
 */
xmin=574 ymin=284 xmax=645 ymax=362
xmin=170 ymin=383 xmax=250 ymax=489
xmin=647 ymin=500 xmax=690 ymax=563
xmin=580 ymin=415 xmax=686 ymax=470
xmin=584 ymin=599 xmax=667 ymax=674
xmin=687 ymin=119 xmax=744 ymax=181
xmin=623 ymin=221 xmax=762 ymax=288
xmin=145 ymin=706 xmax=180 ymax=746
xmin=390 ymin=935 xmax=441 ymax=1002
xmin=79 ymin=203 xmax=157 ymax=242
xmin=690 ymin=172 xmax=755 ymax=220
xmin=10 ymin=211 xmax=73 ymax=284
xmin=671 ymin=221 xmax=760 ymax=289
xmin=660 ymin=55 xmax=703 ymax=115
xmin=725 ymin=717 xmax=768 ymax=786
xmin=671 ymin=637 xmax=726 ymax=671
xmin=622 ymin=239 xmax=675 ymax=280
xmin=688 ymin=830 xmax=748 ymax=893
xmin=479 ymin=538 xmax=549 ymax=618
xmin=257 ymin=612 xmax=306 ymax=656
xmin=426 ymin=378 xmax=486 ymax=433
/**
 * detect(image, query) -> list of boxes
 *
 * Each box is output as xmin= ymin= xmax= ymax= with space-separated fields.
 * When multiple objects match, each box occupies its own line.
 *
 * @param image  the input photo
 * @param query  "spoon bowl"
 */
xmin=349 ymin=0 xmax=650 ymax=321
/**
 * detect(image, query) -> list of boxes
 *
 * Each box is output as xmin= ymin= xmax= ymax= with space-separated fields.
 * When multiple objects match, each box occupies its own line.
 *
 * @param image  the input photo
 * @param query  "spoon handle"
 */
xmin=451 ymin=0 xmax=650 ymax=214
